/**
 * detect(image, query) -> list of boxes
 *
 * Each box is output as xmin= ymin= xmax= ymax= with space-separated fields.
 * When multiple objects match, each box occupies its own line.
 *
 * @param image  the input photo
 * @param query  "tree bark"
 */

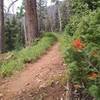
xmin=57 ymin=1 xmax=62 ymax=32
xmin=25 ymin=0 xmax=39 ymax=46
xmin=58 ymin=6 xmax=62 ymax=32
xmin=0 ymin=0 xmax=4 ymax=52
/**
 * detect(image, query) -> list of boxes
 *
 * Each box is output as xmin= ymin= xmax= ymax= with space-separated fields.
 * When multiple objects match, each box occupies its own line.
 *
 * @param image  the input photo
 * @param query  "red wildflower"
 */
xmin=88 ymin=72 xmax=98 ymax=80
xmin=72 ymin=39 xmax=85 ymax=50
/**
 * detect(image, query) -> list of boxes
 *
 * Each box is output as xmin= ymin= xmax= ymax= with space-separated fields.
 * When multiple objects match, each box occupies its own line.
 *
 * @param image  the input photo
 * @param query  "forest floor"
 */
xmin=0 ymin=43 xmax=68 ymax=100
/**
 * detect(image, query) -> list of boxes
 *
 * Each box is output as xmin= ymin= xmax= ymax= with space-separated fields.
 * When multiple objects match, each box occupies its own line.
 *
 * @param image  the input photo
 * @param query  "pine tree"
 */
xmin=0 ymin=0 xmax=4 ymax=52
xmin=25 ymin=0 xmax=39 ymax=46
xmin=4 ymin=17 xmax=24 ymax=51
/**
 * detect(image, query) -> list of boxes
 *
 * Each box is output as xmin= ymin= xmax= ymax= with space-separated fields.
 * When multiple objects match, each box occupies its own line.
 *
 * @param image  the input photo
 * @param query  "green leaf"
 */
xmin=88 ymin=85 xmax=98 ymax=97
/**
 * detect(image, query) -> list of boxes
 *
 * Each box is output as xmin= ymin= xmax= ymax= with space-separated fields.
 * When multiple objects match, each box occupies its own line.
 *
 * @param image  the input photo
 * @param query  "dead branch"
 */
xmin=7 ymin=0 xmax=19 ymax=13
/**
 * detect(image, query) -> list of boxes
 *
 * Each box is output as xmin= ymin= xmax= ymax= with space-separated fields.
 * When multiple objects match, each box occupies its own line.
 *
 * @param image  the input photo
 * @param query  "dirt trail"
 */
xmin=0 ymin=43 xmax=65 ymax=100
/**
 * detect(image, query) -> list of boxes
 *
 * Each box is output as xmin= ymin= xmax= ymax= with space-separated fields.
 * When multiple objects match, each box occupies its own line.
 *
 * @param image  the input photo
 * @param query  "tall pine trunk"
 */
xmin=0 ymin=0 xmax=4 ymax=52
xmin=25 ymin=0 xmax=39 ymax=46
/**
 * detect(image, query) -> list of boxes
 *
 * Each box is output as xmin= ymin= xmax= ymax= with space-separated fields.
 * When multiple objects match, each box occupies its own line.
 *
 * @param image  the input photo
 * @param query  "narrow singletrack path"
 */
xmin=0 ymin=43 xmax=65 ymax=100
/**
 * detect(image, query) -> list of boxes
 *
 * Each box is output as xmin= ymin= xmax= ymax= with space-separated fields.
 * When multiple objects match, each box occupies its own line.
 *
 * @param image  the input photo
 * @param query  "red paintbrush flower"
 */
xmin=72 ymin=39 xmax=85 ymax=50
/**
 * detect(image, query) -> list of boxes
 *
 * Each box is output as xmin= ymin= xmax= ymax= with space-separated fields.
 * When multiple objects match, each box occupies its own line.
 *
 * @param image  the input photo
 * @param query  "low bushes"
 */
xmin=61 ymin=10 xmax=100 ymax=99
xmin=0 ymin=33 xmax=57 ymax=77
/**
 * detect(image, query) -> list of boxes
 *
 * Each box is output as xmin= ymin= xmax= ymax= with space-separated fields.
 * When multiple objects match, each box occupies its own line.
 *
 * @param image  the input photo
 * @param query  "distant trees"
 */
xmin=0 ymin=0 xmax=4 ymax=52
xmin=49 ymin=0 xmax=71 ymax=32
xmin=60 ymin=0 xmax=71 ymax=30
xmin=0 ymin=0 xmax=39 ymax=52
xmin=51 ymin=0 xmax=62 ymax=32
xmin=37 ymin=0 xmax=47 ymax=32
xmin=0 ymin=0 xmax=71 ymax=52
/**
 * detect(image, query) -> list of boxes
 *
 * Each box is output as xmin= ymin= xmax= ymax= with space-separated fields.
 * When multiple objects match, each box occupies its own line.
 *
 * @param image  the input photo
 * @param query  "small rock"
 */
xmin=0 ymin=93 xmax=3 ymax=97
xmin=39 ymin=83 xmax=46 ymax=88
xmin=60 ymin=97 xmax=63 ymax=100
xmin=7 ymin=89 xmax=10 ymax=92
xmin=55 ymin=81 xmax=59 ymax=85
xmin=25 ymin=83 xmax=30 ymax=86
xmin=18 ymin=91 xmax=22 ymax=95
xmin=63 ymin=63 xmax=67 ymax=66
xmin=22 ymin=89 xmax=26 ymax=92
xmin=64 ymin=86 xmax=69 ymax=91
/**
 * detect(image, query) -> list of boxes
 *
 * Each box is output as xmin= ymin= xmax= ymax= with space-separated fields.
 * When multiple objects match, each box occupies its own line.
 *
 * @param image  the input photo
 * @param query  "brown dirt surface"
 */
xmin=15 ymin=82 xmax=68 ymax=100
xmin=0 ymin=43 xmax=66 ymax=100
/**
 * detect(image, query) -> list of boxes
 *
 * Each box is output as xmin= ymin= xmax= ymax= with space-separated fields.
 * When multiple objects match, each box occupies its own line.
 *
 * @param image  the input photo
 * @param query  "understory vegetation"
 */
xmin=0 ymin=33 xmax=56 ymax=77
xmin=60 ymin=1 xmax=100 ymax=99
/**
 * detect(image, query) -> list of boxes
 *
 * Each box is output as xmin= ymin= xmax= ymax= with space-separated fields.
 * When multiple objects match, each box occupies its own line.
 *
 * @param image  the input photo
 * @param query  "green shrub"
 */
xmin=62 ymin=10 xmax=100 ymax=99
